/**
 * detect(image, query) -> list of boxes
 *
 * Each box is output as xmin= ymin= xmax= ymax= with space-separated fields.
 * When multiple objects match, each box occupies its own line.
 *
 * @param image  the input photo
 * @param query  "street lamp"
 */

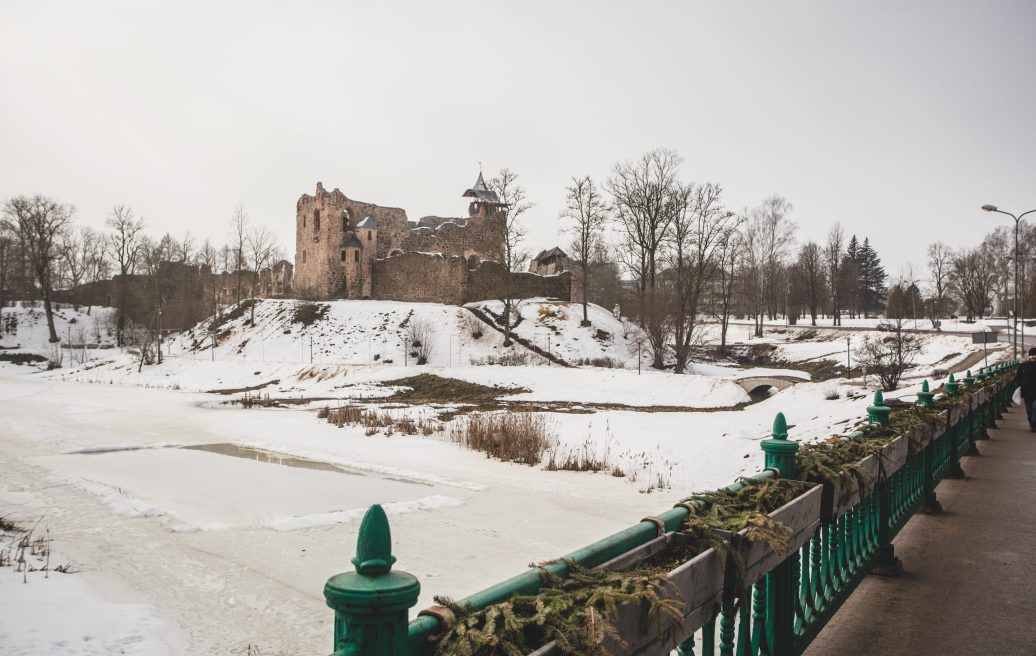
xmin=983 ymin=204 xmax=1036 ymax=357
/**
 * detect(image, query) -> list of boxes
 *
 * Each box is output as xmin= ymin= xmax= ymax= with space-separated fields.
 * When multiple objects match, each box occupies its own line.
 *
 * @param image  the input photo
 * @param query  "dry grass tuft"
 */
xmin=449 ymin=412 xmax=556 ymax=466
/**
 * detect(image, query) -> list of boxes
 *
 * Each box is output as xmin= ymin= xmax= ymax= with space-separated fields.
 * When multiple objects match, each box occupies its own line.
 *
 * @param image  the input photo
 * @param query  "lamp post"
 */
xmin=982 ymin=204 xmax=1036 ymax=357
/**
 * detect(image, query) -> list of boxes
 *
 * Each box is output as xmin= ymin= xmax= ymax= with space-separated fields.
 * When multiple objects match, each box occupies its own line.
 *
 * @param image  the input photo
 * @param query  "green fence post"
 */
xmin=918 ymin=381 xmax=942 ymax=513
xmin=867 ymin=390 xmax=891 ymax=427
xmin=761 ymin=413 xmax=799 ymax=656
xmin=872 ymin=394 xmax=902 ymax=575
xmin=963 ymin=369 xmax=975 ymax=388
xmin=916 ymin=380 xmax=934 ymax=409
xmin=944 ymin=373 xmax=960 ymax=397
xmin=324 ymin=505 xmax=420 ymax=656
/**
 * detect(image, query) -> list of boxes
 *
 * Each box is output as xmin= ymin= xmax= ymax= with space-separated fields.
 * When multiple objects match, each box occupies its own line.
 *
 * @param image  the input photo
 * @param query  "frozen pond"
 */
xmin=32 ymin=444 xmax=452 ymax=531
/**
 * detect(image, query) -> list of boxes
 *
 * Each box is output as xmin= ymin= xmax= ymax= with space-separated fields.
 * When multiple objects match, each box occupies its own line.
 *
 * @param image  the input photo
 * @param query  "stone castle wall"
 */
xmin=372 ymin=253 xmax=469 ymax=305
xmin=371 ymin=253 xmax=571 ymax=305
xmin=401 ymin=216 xmax=505 ymax=264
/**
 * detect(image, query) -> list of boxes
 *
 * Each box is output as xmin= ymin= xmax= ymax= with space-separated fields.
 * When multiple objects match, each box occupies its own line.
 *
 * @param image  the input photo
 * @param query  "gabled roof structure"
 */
xmin=532 ymin=246 xmax=569 ymax=262
xmin=462 ymin=172 xmax=502 ymax=204
xmin=356 ymin=216 xmax=376 ymax=229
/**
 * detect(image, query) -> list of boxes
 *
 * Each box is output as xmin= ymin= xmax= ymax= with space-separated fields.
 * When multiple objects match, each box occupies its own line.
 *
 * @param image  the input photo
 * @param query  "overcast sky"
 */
xmin=2 ymin=1 xmax=1035 ymax=279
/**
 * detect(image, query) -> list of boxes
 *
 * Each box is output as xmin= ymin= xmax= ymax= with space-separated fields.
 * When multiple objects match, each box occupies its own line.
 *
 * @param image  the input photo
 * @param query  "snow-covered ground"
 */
xmin=0 ymin=298 xmax=1011 ymax=654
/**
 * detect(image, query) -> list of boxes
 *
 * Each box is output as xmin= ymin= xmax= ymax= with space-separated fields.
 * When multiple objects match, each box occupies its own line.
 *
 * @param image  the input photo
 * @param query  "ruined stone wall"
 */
xmin=294 ymin=182 xmax=408 ymax=298
xmin=401 ymin=215 xmax=505 ymax=263
xmin=463 ymin=261 xmax=572 ymax=304
xmin=372 ymin=253 xmax=468 ymax=305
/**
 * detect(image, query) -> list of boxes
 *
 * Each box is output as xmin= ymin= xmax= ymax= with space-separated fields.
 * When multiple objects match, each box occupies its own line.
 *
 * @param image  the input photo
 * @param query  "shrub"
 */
xmin=471 ymin=352 xmax=546 ymax=367
xmin=406 ymin=318 xmax=433 ymax=365
xmin=459 ymin=312 xmax=484 ymax=340
xmin=449 ymin=412 xmax=556 ymax=465
xmin=575 ymin=356 xmax=625 ymax=369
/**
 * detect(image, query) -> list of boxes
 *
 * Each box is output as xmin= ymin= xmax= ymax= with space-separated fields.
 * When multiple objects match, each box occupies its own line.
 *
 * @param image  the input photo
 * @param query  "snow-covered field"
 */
xmin=0 ymin=298 xmax=1010 ymax=654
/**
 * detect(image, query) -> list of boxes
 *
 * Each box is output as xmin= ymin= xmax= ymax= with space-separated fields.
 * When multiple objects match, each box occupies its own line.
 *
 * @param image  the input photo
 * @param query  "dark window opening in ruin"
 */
xmin=302 ymin=251 xmax=307 ymax=264
xmin=354 ymin=250 xmax=359 ymax=262
xmin=367 ymin=230 xmax=372 ymax=241
xmin=303 ymin=216 xmax=306 ymax=228
xmin=314 ymin=209 xmax=320 ymax=232
xmin=342 ymin=214 xmax=348 ymax=231
xmin=340 ymin=250 xmax=346 ymax=261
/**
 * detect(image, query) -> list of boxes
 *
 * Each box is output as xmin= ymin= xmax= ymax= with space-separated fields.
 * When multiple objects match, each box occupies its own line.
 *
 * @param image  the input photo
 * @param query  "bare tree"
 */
xmin=230 ymin=205 xmax=249 ymax=304
xmin=796 ymin=241 xmax=823 ymax=326
xmin=926 ymin=241 xmax=953 ymax=328
xmin=712 ymin=225 xmax=742 ymax=354
xmin=560 ymin=176 xmax=607 ymax=326
xmin=824 ymin=224 xmax=846 ymax=326
xmin=488 ymin=168 xmax=533 ymax=347
xmin=4 ymin=196 xmax=74 ymax=342
xmin=59 ymin=226 xmax=103 ymax=294
xmin=855 ymin=316 xmax=922 ymax=391
xmin=742 ymin=196 xmax=797 ymax=337
xmin=608 ymin=148 xmax=683 ymax=368
xmin=950 ymin=246 xmax=996 ymax=320
xmin=666 ymin=182 xmax=737 ymax=373
xmin=178 ymin=231 xmax=195 ymax=263
xmin=105 ymin=205 xmax=145 ymax=345
xmin=0 ymin=219 xmax=15 ymax=312
xmin=245 ymin=225 xmax=278 ymax=325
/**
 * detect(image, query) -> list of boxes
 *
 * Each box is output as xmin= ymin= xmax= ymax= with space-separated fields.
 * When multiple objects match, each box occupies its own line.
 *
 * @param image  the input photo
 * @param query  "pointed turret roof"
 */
xmin=463 ymin=172 xmax=501 ymax=204
xmin=356 ymin=216 xmax=376 ymax=229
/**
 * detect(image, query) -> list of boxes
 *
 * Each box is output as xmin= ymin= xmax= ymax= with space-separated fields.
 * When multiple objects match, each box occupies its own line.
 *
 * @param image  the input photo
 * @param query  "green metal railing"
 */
xmin=322 ymin=361 xmax=1019 ymax=656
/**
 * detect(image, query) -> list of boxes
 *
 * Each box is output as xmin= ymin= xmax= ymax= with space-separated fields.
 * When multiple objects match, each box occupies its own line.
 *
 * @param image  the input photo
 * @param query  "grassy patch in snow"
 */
xmin=291 ymin=302 xmax=329 ymax=327
xmin=383 ymin=373 xmax=527 ymax=406
xmin=0 ymin=353 xmax=47 ymax=365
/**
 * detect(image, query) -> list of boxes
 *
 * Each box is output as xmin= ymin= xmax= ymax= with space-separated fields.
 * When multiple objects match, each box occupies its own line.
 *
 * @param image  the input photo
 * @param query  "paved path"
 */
xmin=805 ymin=404 xmax=1036 ymax=656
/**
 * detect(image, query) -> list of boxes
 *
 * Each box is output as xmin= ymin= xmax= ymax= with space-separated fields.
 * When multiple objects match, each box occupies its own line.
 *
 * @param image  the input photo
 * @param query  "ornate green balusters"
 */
xmin=752 ymin=578 xmax=767 ymax=654
xmin=946 ymin=401 xmax=965 ymax=479
xmin=702 ymin=617 xmax=717 ymax=656
xmin=324 ymin=505 xmax=420 ymax=656
xmin=761 ymin=413 xmax=799 ymax=655
xmin=719 ymin=597 xmax=737 ymax=656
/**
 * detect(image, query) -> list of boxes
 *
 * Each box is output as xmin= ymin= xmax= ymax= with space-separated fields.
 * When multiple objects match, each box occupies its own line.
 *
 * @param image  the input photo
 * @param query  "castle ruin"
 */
xmin=292 ymin=175 xmax=570 ymax=305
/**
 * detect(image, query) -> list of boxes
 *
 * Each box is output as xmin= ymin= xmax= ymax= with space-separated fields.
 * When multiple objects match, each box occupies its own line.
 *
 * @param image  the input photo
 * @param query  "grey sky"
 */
xmin=2 ymin=1 xmax=1035 ymax=280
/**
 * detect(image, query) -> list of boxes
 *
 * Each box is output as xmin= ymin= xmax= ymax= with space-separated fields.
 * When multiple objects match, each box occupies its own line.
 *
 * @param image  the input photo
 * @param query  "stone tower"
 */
xmin=462 ymin=172 xmax=507 ymax=221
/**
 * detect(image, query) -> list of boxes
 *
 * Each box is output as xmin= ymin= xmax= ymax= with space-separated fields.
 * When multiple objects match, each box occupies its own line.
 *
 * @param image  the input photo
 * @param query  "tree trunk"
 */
xmin=42 ymin=289 xmax=58 ymax=343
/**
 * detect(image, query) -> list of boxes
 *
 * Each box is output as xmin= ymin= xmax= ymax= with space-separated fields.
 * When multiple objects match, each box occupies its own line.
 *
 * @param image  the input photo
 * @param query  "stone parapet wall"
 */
xmin=463 ymin=260 xmax=571 ymax=303
xmin=401 ymin=215 xmax=505 ymax=263
xmin=372 ymin=253 xmax=468 ymax=305
xmin=370 ymin=253 xmax=572 ymax=306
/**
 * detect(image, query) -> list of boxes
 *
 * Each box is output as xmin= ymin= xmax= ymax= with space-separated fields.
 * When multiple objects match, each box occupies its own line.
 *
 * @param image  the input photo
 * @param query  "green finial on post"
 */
xmin=945 ymin=372 xmax=960 ymax=397
xmin=977 ymin=367 xmax=987 ymax=383
xmin=867 ymin=389 xmax=892 ymax=426
xmin=761 ymin=412 xmax=798 ymax=478
xmin=964 ymin=369 xmax=975 ymax=387
xmin=324 ymin=505 xmax=420 ymax=656
xmin=917 ymin=379 xmax=935 ymax=408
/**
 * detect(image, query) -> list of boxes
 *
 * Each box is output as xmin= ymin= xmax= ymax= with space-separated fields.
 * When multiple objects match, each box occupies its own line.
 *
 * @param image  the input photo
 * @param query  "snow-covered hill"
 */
xmin=466 ymin=298 xmax=641 ymax=367
xmin=167 ymin=298 xmax=536 ymax=367
xmin=1 ymin=303 xmax=118 ymax=358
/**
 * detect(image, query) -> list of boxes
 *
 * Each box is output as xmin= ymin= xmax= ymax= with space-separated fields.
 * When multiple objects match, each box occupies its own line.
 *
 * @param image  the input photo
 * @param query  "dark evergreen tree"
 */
xmin=858 ymin=238 xmax=887 ymax=317
xmin=844 ymin=236 xmax=862 ymax=318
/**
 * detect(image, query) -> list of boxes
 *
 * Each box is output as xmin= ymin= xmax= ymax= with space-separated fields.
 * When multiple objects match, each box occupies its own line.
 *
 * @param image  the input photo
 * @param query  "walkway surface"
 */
xmin=805 ymin=403 xmax=1036 ymax=656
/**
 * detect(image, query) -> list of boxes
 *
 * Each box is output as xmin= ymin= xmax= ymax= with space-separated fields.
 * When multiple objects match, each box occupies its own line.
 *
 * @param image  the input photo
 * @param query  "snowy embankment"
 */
xmin=466 ymin=298 xmax=642 ymax=367
xmin=0 ymin=303 xmax=118 ymax=356
xmin=39 ymin=298 xmax=756 ymax=408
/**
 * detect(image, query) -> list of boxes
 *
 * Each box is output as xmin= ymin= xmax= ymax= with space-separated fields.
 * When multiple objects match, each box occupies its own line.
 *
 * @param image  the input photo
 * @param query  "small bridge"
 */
xmin=735 ymin=374 xmax=805 ymax=394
